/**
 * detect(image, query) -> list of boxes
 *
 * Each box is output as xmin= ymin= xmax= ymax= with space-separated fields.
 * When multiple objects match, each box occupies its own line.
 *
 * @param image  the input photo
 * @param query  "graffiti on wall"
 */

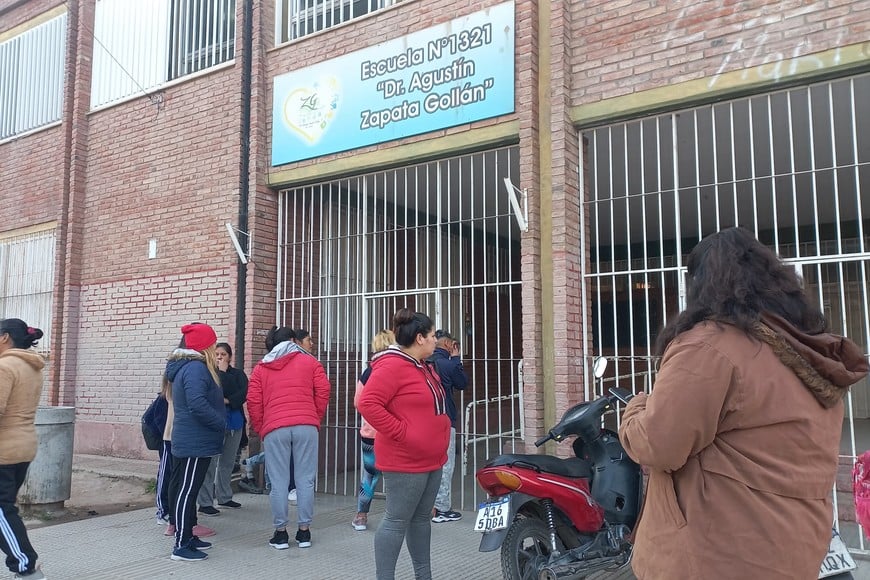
xmin=659 ymin=3 xmax=867 ymax=89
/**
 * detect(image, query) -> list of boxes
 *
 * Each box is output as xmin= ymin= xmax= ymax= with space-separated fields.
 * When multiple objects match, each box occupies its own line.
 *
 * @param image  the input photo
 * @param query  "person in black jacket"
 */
xmin=428 ymin=329 xmax=468 ymax=523
xmin=197 ymin=342 xmax=249 ymax=514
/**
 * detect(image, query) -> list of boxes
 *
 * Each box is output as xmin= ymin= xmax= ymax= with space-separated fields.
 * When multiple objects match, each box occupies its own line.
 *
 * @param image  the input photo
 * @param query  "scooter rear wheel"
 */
xmin=500 ymin=516 xmax=565 ymax=580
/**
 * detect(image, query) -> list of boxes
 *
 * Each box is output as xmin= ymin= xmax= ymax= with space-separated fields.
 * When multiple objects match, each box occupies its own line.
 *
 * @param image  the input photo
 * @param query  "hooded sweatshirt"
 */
xmin=357 ymin=347 xmax=450 ymax=473
xmin=619 ymin=318 xmax=869 ymax=580
xmin=0 ymin=348 xmax=45 ymax=464
xmin=165 ymin=349 xmax=225 ymax=458
xmin=246 ymin=341 xmax=331 ymax=438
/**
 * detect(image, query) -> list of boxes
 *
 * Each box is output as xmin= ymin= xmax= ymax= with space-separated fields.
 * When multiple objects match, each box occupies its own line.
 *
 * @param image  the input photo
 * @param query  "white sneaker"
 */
xmin=287 ymin=489 xmax=297 ymax=505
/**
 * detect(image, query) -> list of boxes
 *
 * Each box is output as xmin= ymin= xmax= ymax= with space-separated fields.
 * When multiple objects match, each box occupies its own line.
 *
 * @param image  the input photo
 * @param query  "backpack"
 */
xmin=141 ymin=394 xmax=168 ymax=451
xmin=853 ymin=450 xmax=870 ymax=532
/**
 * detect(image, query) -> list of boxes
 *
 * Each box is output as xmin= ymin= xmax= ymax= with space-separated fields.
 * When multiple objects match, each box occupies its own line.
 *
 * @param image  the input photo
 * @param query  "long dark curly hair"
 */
xmin=654 ymin=227 xmax=826 ymax=355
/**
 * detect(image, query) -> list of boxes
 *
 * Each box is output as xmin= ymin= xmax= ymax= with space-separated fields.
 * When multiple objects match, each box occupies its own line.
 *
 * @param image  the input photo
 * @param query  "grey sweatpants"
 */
xmin=197 ymin=428 xmax=243 ymax=507
xmin=374 ymin=469 xmax=441 ymax=580
xmin=263 ymin=425 xmax=318 ymax=529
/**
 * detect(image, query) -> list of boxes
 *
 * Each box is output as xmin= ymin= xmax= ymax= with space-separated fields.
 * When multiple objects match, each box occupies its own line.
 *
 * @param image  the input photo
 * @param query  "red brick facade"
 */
xmin=1 ymin=0 xmax=867 ymax=463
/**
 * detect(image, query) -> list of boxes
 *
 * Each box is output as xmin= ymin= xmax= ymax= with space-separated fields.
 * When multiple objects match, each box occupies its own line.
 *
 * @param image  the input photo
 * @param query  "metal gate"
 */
xmin=580 ymin=73 xmax=870 ymax=550
xmin=276 ymin=146 xmax=523 ymax=510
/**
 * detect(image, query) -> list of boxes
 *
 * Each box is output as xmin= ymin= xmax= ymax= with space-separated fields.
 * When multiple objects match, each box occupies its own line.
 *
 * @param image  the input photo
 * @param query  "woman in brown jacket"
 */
xmin=619 ymin=228 xmax=869 ymax=580
xmin=0 ymin=319 xmax=46 ymax=579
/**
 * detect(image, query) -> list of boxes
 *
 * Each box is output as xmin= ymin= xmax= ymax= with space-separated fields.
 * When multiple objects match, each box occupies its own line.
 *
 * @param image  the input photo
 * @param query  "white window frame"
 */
xmin=0 ymin=225 xmax=56 ymax=354
xmin=0 ymin=13 xmax=66 ymax=141
xmin=90 ymin=0 xmax=235 ymax=109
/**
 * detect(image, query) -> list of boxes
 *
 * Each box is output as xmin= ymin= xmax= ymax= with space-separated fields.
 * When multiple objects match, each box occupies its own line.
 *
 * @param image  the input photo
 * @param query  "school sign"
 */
xmin=270 ymin=1 xmax=515 ymax=165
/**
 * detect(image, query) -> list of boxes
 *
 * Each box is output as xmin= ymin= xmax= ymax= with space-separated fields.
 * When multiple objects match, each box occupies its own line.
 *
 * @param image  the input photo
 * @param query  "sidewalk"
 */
xmin=19 ymin=455 xmax=864 ymax=579
xmin=25 ymin=488 xmax=508 ymax=579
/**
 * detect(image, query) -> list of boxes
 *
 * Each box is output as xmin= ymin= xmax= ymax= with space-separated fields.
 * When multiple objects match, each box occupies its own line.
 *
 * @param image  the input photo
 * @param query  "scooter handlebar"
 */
xmin=534 ymin=434 xmax=552 ymax=447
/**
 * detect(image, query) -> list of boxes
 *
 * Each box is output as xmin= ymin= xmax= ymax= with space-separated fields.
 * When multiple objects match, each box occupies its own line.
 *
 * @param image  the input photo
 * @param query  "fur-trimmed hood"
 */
xmin=164 ymin=348 xmax=205 ymax=381
xmin=753 ymin=313 xmax=869 ymax=408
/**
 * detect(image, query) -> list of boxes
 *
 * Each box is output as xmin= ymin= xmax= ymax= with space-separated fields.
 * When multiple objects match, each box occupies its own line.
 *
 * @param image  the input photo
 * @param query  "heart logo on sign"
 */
xmin=283 ymin=77 xmax=341 ymax=144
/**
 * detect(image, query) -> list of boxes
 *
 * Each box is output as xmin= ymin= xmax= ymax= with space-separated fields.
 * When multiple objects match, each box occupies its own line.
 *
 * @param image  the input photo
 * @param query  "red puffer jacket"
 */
xmin=246 ymin=346 xmax=331 ymax=438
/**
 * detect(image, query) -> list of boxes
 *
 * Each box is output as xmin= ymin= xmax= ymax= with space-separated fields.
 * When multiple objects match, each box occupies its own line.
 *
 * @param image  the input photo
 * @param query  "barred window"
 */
xmin=276 ymin=0 xmax=397 ymax=44
xmin=168 ymin=0 xmax=236 ymax=80
xmin=0 ymin=227 xmax=56 ymax=354
xmin=91 ymin=0 xmax=235 ymax=109
xmin=0 ymin=13 xmax=66 ymax=141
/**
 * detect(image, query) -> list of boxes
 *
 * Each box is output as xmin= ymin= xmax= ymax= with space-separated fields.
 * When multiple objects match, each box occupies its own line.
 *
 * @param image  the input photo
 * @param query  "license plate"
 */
xmin=474 ymin=496 xmax=510 ymax=532
xmin=818 ymin=529 xmax=857 ymax=578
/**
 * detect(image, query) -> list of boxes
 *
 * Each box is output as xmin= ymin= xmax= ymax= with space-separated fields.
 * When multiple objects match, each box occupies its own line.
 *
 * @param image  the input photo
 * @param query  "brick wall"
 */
xmin=0 ymin=128 xmax=63 ymax=231
xmin=245 ymin=0 xmax=279 ymax=370
xmin=570 ymin=0 xmax=870 ymax=106
xmin=82 ymin=72 xmax=242 ymax=282
xmin=0 ymin=0 xmax=67 ymax=232
xmin=0 ymin=0 xmax=63 ymax=31
xmin=62 ymin=0 xmax=245 ymax=454
xmin=73 ymin=270 xmax=231 ymax=457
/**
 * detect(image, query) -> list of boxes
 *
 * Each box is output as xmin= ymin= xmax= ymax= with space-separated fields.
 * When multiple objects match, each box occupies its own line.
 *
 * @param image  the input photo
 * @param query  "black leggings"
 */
xmin=168 ymin=456 xmax=211 ymax=549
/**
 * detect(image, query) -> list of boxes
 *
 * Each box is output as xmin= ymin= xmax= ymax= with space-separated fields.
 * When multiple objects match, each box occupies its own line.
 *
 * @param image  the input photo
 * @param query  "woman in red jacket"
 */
xmin=357 ymin=309 xmax=450 ymax=580
xmin=246 ymin=326 xmax=331 ymax=551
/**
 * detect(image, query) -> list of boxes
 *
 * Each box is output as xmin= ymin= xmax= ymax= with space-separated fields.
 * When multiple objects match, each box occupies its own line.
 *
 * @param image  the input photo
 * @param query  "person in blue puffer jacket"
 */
xmin=165 ymin=323 xmax=225 ymax=562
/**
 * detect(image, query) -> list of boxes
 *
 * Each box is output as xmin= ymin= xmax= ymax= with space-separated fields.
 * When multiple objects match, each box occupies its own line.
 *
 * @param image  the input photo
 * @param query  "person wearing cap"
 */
xmin=428 ymin=329 xmax=467 ymax=523
xmin=165 ymin=323 xmax=226 ymax=562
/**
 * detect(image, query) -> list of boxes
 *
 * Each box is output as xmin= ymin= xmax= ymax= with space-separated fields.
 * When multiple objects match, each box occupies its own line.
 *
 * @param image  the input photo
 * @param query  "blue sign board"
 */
xmin=271 ymin=1 xmax=515 ymax=166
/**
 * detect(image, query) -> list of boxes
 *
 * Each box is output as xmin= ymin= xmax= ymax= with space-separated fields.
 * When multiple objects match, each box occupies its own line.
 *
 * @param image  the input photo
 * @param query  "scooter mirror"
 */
xmin=592 ymin=357 xmax=608 ymax=379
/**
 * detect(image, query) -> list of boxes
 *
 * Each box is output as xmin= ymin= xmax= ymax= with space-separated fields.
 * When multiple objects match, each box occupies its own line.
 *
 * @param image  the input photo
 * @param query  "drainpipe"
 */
xmin=235 ymin=0 xmax=253 ymax=368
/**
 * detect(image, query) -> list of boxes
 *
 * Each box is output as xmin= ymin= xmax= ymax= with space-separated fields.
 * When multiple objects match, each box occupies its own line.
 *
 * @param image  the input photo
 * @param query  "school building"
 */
xmin=1 ymin=0 xmax=869 ymax=549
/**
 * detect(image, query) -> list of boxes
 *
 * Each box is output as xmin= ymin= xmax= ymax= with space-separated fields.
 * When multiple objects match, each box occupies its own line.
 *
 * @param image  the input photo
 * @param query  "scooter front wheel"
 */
xmin=500 ymin=516 xmax=565 ymax=580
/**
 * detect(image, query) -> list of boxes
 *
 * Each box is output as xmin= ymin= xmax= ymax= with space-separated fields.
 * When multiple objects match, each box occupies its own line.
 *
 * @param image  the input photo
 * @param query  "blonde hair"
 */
xmin=371 ymin=329 xmax=395 ymax=353
xmin=201 ymin=345 xmax=222 ymax=387
xmin=160 ymin=375 xmax=172 ymax=399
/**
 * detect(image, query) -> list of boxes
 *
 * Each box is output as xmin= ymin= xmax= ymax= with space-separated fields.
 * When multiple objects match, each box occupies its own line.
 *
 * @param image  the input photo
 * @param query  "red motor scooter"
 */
xmin=475 ymin=358 xmax=642 ymax=580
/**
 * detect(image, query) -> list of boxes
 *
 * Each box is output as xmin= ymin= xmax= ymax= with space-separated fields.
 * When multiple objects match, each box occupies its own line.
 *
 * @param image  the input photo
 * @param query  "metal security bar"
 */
xmin=0 ymin=13 xmax=66 ymax=141
xmin=275 ymin=0 xmax=397 ymax=43
xmin=168 ymin=0 xmax=236 ymax=79
xmin=91 ymin=0 xmax=235 ymax=109
xmin=277 ymin=147 xmax=522 ymax=510
xmin=581 ymin=73 xmax=870 ymax=551
xmin=0 ymin=228 xmax=56 ymax=354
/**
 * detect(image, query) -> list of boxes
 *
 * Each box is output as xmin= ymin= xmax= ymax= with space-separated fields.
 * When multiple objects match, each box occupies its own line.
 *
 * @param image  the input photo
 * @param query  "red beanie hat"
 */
xmin=181 ymin=323 xmax=217 ymax=352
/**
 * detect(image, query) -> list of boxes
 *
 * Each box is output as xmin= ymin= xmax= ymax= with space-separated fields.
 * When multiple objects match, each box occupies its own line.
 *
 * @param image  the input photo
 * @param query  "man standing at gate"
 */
xmin=429 ymin=329 xmax=468 ymax=523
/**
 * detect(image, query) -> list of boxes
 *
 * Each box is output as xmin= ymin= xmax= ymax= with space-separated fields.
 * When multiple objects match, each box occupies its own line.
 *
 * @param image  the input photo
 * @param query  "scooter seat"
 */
xmin=485 ymin=454 xmax=592 ymax=479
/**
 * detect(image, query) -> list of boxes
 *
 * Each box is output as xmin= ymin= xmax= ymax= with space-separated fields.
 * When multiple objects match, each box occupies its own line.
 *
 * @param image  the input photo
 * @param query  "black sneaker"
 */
xmin=432 ymin=509 xmax=462 ymax=523
xmin=295 ymin=528 xmax=311 ymax=548
xmin=171 ymin=545 xmax=208 ymax=561
xmin=198 ymin=506 xmax=220 ymax=517
xmin=269 ymin=529 xmax=290 ymax=550
xmin=218 ymin=500 xmax=242 ymax=509
xmin=189 ymin=536 xmax=212 ymax=550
